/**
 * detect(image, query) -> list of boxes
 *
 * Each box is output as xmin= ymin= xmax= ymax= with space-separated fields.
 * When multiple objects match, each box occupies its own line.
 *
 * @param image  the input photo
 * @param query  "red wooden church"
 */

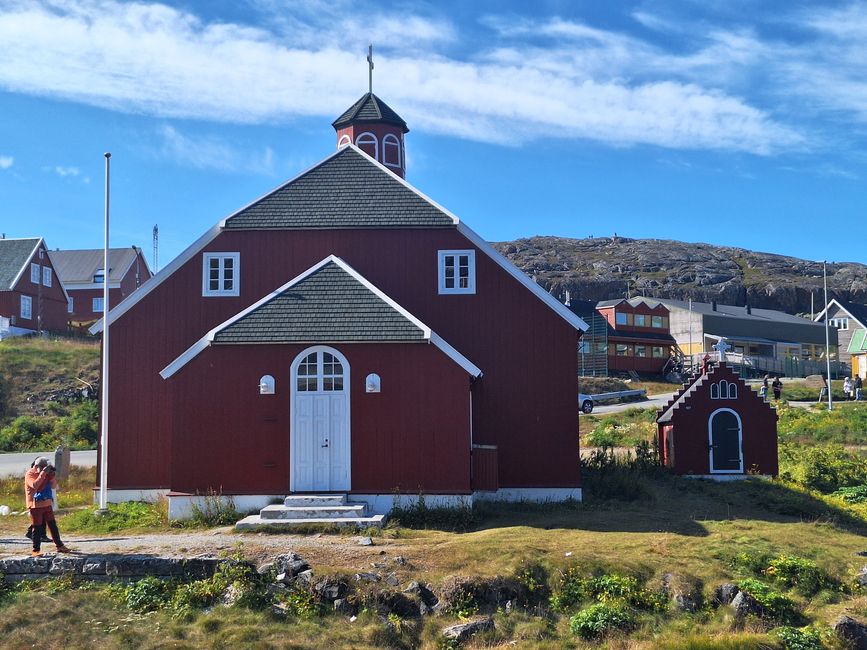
xmin=656 ymin=361 xmax=778 ymax=478
xmin=92 ymin=92 xmax=588 ymax=519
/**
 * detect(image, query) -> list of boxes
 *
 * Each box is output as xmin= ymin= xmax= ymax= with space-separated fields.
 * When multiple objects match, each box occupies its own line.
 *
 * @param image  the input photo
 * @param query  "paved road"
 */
xmin=0 ymin=450 xmax=96 ymax=478
xmin=581 ymin=393 xmax=676 ymax=416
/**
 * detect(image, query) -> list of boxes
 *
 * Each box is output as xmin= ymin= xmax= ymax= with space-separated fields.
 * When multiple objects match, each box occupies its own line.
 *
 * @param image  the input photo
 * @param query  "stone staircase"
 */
xmin=234 ymin=494 xmax=385 ymax=530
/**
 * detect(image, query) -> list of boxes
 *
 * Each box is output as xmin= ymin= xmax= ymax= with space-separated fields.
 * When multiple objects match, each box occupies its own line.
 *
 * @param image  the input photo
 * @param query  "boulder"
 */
xmin=713 ymin=583 xmax=739 ymax=606
xmin=82 ymin=557 xmax=108 ymax=575
xmin=314 ymin=577 xmax=350 ymax=603
xmin=834 ymin=615 xmax=867 ymax=649
xmin=256 ymin=562 xmax=275 ymax=576
xmin=365 ymin=589 xmax=420 ymax=618
xmin=442 ymin=617 xmax=494 ymax=644
xmin=295 ymin=569 xmax=315 ymax=586
xmin=333 ymin=598 xmax=356 ymax=615
xmin=384 ymin=573 xmax=400 ymax=587
xmin=856 ymin=567 xmax=867 ymax=588
xmin=661 ymin=573 xmax=703 ymax=613
xmin=354 ymin=572 xmax=380 ymax=583
xmin=358 ymin=537 xmax=374 ymax=546
xmin=403 ymin=581 xmax=438 ymax=608
xmin=730 ymin=591 xmax=762 ymax=618
xmin=273 ymin=553 xmax=309 ymax=578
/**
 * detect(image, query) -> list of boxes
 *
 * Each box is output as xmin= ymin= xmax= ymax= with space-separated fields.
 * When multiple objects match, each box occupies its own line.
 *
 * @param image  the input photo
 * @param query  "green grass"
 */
xmin=0 ymin=465 xmax=95 ymax=513
xmin=777 ymin=401 xmax=867 ymax=445
xmin=581 ymin=407 xmax=658 ymax=447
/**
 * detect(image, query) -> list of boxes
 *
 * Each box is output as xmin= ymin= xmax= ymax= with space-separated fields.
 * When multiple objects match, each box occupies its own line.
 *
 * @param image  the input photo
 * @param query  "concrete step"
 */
xmin=235 ymin=513 xmax=385 ymax=531
xmin=283 ymin=494 xmax=347 ymax=507
xmin=260 ymin=503 xmax=367 ymax=520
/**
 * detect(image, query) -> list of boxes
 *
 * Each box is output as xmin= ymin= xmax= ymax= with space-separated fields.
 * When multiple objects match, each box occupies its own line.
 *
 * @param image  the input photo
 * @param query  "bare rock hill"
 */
xmin=492 ymin=236 xmax=867 ymax=314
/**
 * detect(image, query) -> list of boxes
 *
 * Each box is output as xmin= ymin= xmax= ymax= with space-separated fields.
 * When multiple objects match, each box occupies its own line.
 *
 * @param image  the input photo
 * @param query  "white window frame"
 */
xmin=202 ymin=252 xmax=240 ymax=297
xmin=42 ymin=266 xmax=52 ymax=287
xmin=31 ymin=263 xmax=40 ymax=284
xmin=337 ymin=134 xmax=351 ymax=147
xmin=93 ymin=297 xmax=104 ymax=313
xmin=438 ymin=249 xmax=476 ymax=295
xmin=20 ymin=295 xmax=32 ymax=320
xmin=93 ymin=268 xmax=105 ymax=284
xmin=383 ymin=133 xmax=401 ymax=168
xmin=67 ymin=296 xmax=74 ymax=314
xmin=708 ymin=407 xmax=744 ymax=474
xmin=355 ymin=132 xmax=378 ymax=161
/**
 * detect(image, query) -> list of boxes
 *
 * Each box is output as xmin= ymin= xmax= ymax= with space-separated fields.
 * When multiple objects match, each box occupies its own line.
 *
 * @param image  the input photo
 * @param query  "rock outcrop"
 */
xmin=493 ymin=236 xmax=867 ymax=314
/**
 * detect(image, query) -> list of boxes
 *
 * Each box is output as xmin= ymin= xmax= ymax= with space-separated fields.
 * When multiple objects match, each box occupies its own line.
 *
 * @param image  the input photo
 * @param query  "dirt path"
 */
xmin=0 ymin=528 xmax=413 ymax=573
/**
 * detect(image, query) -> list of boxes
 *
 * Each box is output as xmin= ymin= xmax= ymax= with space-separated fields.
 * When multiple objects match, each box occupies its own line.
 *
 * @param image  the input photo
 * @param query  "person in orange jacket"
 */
xmin=24 ymin=457 xmax=71 ymax=556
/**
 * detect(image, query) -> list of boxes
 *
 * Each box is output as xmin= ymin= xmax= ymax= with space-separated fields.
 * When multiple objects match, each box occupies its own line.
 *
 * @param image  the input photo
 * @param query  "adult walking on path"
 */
xmin=24 ymin=457 xmax=72 ymax=557
xmin=772 ymin=376 xmax=783 ymax=401
xmin=844 ymin=376 xmax=853 ymax=401
xmin=760 ymin=375 xmax=769 ymax=400
xmin=855 ymin=375 xmax=862 ymax=401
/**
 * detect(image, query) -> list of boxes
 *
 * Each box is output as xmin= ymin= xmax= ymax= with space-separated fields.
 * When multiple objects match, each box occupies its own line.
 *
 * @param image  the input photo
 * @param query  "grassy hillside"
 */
xmin=0 ymin=335 xmax=99 ymax=450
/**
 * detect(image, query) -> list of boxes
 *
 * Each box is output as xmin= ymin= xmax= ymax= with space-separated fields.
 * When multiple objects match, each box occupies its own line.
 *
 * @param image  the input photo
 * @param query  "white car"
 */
xmin=579 ymin=393 xmax=594 ymax=414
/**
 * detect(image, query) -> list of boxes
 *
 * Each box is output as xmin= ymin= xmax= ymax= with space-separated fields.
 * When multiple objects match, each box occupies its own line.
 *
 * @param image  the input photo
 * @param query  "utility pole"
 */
xmin=98 ymin=152 xmax=111 ymax=512
xmin=823 ymin=261 xmax=833 ymax=411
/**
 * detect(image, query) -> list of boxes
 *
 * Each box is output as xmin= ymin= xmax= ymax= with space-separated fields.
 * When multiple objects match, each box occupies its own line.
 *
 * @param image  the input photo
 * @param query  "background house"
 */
xmin=813 ymin=299 xmax=867 ymax=370
xmin=49 ymin=247 xmax=151 ymax=330
xmin=0 ymin=237 xmax=69 ymax=338
xmin=651 ymin=298 xmax=838 ymax=378
xmin=595 ymin=298 xmax=677 ymax=374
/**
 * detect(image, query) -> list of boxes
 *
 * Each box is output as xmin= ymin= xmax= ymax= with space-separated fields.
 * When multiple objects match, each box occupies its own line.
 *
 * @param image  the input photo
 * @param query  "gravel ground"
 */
xmin=0 ymin=526 xmax=409 ymax=572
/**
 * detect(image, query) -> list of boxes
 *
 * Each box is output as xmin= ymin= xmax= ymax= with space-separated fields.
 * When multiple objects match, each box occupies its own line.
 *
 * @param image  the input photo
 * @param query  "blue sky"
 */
xmin=1 ymin=0 xmax=866 ymax=268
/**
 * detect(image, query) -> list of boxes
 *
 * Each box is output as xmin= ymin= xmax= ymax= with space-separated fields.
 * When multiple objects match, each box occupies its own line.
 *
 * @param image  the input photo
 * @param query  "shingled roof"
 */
xmin=160 ymin=256 xmax=482 ymax=379
xmin=223 ymin=146 xmax=454 ymax=230
xmin=214 ymin=260 xmax=425 ymax=344
xmin=332 ymin=93 xmax=409 ymax=132
xmin=48 ymin=248 xmax=145 ymax=286
xmin=0 ymin=238 xmax=40 ymax=290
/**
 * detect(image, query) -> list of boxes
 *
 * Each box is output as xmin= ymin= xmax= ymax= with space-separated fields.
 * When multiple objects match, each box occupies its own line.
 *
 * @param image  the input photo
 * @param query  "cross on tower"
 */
xmin=713 ymin=339 xmax=731 ymax=362
xmin=367 ymin=44 xmax=374 ymax=94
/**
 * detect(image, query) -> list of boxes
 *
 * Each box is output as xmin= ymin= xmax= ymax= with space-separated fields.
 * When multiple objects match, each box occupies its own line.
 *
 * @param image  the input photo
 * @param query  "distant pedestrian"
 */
xmin=855 ymin=375 xmax=863 ymax=401
xmin=760 ymin=375 xmax=769 ymax=400
xmin=24 ymin=457 xmax=72 ymax=557
xmin=772 ymin=376 xmax=783 ymax=400
xmin=819 ymin=374 xmax=828 ymax=402
xmin=844 ymin=376 xmax=853 ymax=401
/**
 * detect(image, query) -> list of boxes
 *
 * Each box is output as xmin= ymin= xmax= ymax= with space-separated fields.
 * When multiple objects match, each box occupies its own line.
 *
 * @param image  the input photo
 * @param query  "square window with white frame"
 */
xmin=203 ymin=253 xmax=240 ymax=297
xmin=93 ymin=297 xmax=104 ymax=313
xmin=438 ymin=250 xmax=475 ymax=294
xmin=20 ymin=295 xmax=32 ymax=320
xmin=31 ymin=263 xmax=40 ymax=284
xmin=42 ymin=266 xmax=52 ymax=287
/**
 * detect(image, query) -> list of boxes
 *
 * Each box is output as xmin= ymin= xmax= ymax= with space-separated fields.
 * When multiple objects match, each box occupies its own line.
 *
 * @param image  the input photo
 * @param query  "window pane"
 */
xmin=223 ymin=258 xmax=233 ymax=270
xmin=615 ymin=312 xmax=627 ymax=325
xmin=223 ymin=279 xmax=233 ymax=291
xmin=635 ymin=315 xmax=646 ymax=326
xmin=333 ymin=377 xmax=343 ymax=391
xmin=209 ymin=279 xmax=219 ymax=291
xmin=445 ymin=277 xmax=454 ymax=288
xmin=333 ymin=361 xmax=343 ymax=376
xmin=209 ymin=258 xmax=220 ymax=270
xmin=323 ymin=377 xmax=333 ymax=391
xmin=445 ymin=255 xmax=454 ymax=268
xmin=209 ymin=269 xmax=220 ymax=281
xmin=459 ymin=277 xmax=469 ymax=288
xmin=459 ymin=255 xmax=468 ymax=267
xmin=636 ymin=345 xmax=646 ymax=357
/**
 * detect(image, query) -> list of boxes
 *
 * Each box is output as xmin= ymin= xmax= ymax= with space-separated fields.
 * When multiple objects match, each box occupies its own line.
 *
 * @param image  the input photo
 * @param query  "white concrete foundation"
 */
xmin=682 ymin=474 xmax=772 ymax=482
xmin=473 ymin=487 xmax=583 ymax=503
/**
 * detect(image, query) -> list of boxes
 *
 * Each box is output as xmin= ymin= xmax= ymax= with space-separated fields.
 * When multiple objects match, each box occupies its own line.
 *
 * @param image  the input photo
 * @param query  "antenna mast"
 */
xmin=367 ymin=44 xmax=374 ymax=94
xmin=152 ymin=224 xmax=159 ymax=273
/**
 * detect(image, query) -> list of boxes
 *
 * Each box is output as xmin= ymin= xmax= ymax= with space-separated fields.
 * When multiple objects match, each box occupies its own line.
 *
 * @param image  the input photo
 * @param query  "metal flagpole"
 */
xmin=367 ymin=44 xmax=374 ymax=94
xmin=688 ymin=298 xmax=693 ymax=372
xmin=98 ymin=152 xmax=111 ymax=511
xmin=824 ymin=261 xmax=833 ymax=411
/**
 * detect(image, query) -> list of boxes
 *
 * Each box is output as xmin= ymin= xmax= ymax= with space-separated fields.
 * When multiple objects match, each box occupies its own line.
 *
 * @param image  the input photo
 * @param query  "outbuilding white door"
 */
xmin=290 ymin=347 xmax=350 ymax=492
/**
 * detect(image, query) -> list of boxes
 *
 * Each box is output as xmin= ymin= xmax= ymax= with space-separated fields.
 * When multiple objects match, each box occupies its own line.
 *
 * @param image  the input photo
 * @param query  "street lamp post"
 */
xmin=823 ymin=261 xmax=833 ymax=412
xmin=98 ymin=152 xmax=111 ymax=512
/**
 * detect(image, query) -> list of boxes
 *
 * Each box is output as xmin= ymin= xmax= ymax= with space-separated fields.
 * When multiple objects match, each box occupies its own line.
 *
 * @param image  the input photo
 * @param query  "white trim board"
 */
xmin=159 ymin=255 xmax=482 ymax=379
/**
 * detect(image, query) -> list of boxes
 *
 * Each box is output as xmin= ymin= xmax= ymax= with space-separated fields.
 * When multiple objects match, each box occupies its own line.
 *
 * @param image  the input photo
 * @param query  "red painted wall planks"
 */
xmin=102 ymin=227 xmax=580 ymax=492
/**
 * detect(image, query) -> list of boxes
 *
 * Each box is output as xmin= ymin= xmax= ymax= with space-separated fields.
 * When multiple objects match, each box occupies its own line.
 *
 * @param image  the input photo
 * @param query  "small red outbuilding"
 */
xmin=656 ymin=362 xmax=778 ymax=478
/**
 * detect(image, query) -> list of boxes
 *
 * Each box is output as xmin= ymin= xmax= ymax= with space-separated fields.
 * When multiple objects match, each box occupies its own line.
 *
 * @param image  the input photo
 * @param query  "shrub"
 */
xmin=388 ymin=494 xmax=475 ymax=532
xmin=731 ymin=551 xmax=774 ymax=576
xmin=513 ymin=560 xmax=550 ymax=607
xmin=779 ymin=443 xmax=867 ymax=493
xmin=0 ymin=415 xmax=55 ymax=451
xmin=185 ymin=491 xmax=242 ymax=527
xmin=585 ymin=574 xmax=665 ymax=611
xmin=120 ymin=576 xmax=174 ymax=613
xmin=832 ymin=485 xmax=867 ymax=504
xmin=737 ymin=578 xmax=800 ymax=624
xmin=772 ymin=626 xmax=824 ymax=650
xmin=550 ymin=566 xmax=585 ymax=612
xmin=764 ymin=555 xmax=831 ymax=596
xmin=569 ymin=602 xmax=635 ymax=639
xmin=53 ymin=401 xmax=98 ymax=449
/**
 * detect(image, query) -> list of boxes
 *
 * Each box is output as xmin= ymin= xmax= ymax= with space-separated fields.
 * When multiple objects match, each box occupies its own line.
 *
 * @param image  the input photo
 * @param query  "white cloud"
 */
xmin=0 ymin=155 xmax=12 ymax=169
xmin=154 ymin=125 xmax=275 ymax=174
xmin=0 ymin=1 xmax=807 ymax=154
xmin=54 ymin=166 xmax=80 ymax=177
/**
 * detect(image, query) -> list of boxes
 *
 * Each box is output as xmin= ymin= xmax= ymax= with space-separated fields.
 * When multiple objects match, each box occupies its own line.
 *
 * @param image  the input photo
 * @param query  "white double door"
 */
xmin=291 ymin=347 xmax=350 ymax=492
